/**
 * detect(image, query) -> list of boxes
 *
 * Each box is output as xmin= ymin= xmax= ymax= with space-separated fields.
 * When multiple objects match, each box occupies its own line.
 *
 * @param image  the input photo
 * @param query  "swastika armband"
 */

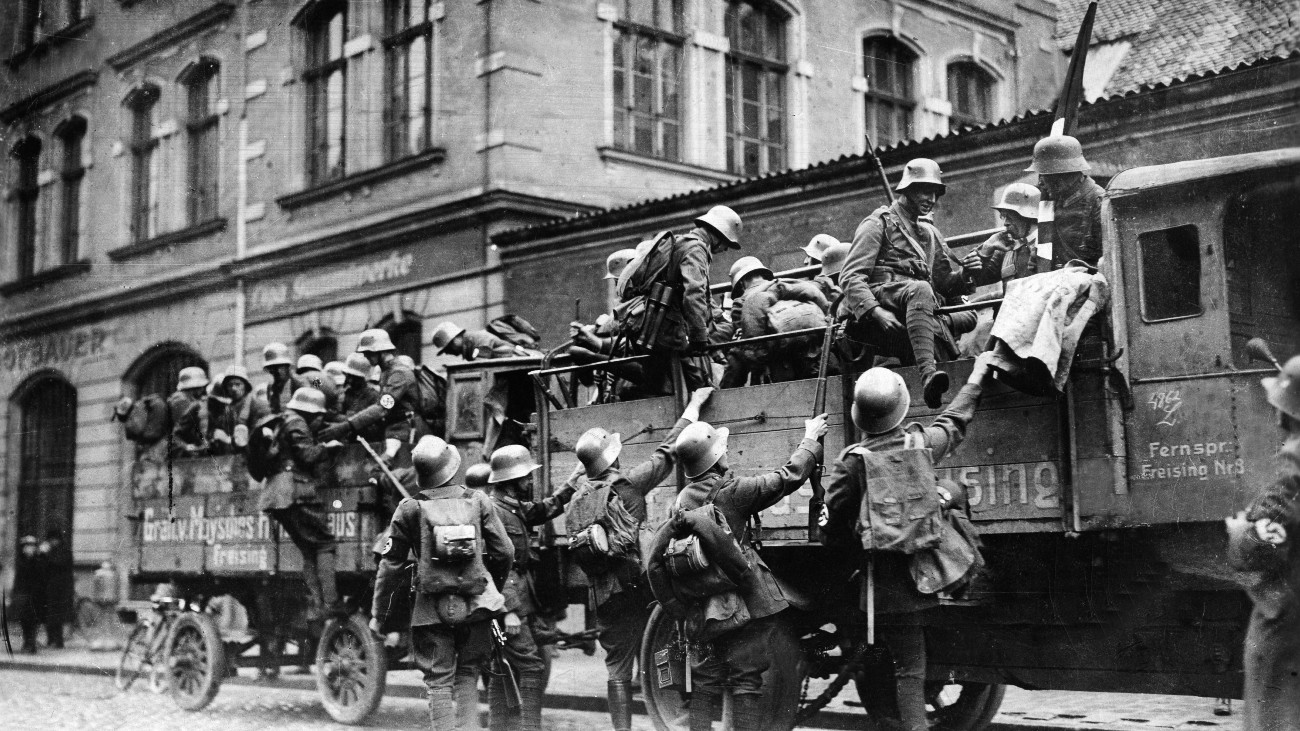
xmin=379 ymin=394 xmax=396 ymax=409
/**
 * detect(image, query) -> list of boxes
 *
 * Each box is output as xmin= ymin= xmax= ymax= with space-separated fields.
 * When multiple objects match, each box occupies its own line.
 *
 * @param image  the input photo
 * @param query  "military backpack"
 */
xmin=850 ymin=430 xmax=945 ymax=554
xmin=123 ymin=394 xmax=170 ymax=445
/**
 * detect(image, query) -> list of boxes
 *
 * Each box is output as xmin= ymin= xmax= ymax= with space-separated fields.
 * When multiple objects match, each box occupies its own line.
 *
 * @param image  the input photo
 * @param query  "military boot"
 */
xmin=487 ymin=675 xmax=512 ymax=731
xmin=688 ymin=689 xmax=719 ymax=731
xmin=731 ymin=693 xmax=765 ymax=731
xmin=428 ymin=686 xmax=456 ymax=730
xmin=607 ymin=680 xmax=633 ymax=731
xmin=454 ymin=671 xmax=480 ymax=730
xmin=518 ymin=672 xmax=546 ymax=731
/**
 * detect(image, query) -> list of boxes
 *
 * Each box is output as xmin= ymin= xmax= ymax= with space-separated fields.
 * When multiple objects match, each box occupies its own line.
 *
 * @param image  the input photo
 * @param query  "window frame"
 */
xmin=56 ymin=117 xmax=86 ymax=265
xmin=862 ymin=35 xmax=917 ymax=149
xmin=126 ymin=84 xmax=161 ymax=244
xmin=1136 ymin=223 xmax=1205 ymax=324
xmin=303 ymin=0 xmax=350 ymax=186
xmin=183 ymin=58 xmax=221 ymax=226
xmin=11 ymin=136 xmax=42 ymax=280
xmin=946 ymin=60 xmax=995 ymax=129
xmin=611 ymin=0 xmax=685 ymax=162
xmin=382 ymin=0 xmax=436 ymax=162
xmin=724 ymin=0 xmax=789 ymax=177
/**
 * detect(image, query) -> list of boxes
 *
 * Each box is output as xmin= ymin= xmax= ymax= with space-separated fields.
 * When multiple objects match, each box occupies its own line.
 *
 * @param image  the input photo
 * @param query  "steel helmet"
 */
xmin=802 ymin=234 xmax=838 ymax=261
xmin=296 ymin=354 xmax=324 ymax=373
xmin=221 ymin=365 xmax=253 ymax=392
xmin=177 ymin=366 xmax=209 ymax=391
xmin=851 ymin=368 xmax=911 ymax=435
xmin=262 ymin=342 xmax=293 ymax=369
xmin=675 ymin=421 xmax=730 ymax=478
xmin=324 ymin=360 xmax=347 ymax=387
xmin=576 ymin=427 xmax=623 ymax=478
xmin=465 ymin=463 xmax=493 ymax=490
xmin=286 ymin=386 xmax=327 ymax=414
xmin=412 ymin=435 xmax=463 ymax=489
xmin=728 ymin=256 xmax=774 ymax=296
xmin=694 ymin=205 xmax=742 ymax=249
xmin=992 ymin=183 xmax=1041 ymax=220
xmin=1026 ymin=135 xmax=1090 ymax=174
xmin=604 ymin=248 xmax=638 ymax=280
xmin=432 ymin=322 xmax=468 ymax=354
xmin=356 ymin=328 xmax=397 ymax=353
xmin=896 ymin=158 xmax=946 ymax=194
xmin=342 ymin=352 xmax=371 ymax=379
xmin=488 ymin=444 xmax=541 ymax=483
xmin=1264 ymin=355 xmax=1300 ymax=421
xmin=820 ymin=243 xmax=851 ymax=278
xmin=395 ymin=355 xmax=417 ymax=370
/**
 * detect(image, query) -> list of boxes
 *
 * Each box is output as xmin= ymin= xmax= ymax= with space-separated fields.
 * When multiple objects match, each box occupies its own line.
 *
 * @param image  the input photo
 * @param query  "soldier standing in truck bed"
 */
xmin=1029 ymin=135 xmax=1104 ymax=269
xmin=963 ymin=184 xmax=1045 ymax=288
xmin=168 ymin=366 xmax=210 ymax=457
xmin=318 ymin=329 xmax=427 ymax=463
xmin=722 ymin=256 xmax=829 ymax=386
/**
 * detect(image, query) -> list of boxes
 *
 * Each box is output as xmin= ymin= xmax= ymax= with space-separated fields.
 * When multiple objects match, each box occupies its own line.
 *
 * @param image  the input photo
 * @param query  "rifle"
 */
xmin=864 ymin=131 xmax=896 ymax=206
xmin=355 ymin=436 xmax=413 ymax=500
xmin=490 ymin=620 xmax=523 ymax=709
xmin=806 ymin=296 xmax=842 ymax=541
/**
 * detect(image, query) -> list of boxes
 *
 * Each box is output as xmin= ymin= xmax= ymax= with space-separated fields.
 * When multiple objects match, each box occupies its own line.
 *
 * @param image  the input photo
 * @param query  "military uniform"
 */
xmin=728 ymin=278 xmax=828 ymax=384
xmin=972 ymin=228 xmax=1044 ymax=287
xmin=629 ymin=227 xmax=716 ymax=392
xmin=257 ymin=410 xmax=338 ymax=622
xmin=458 ymin=330 xmax=533 ymax=360
xmin=672 ymin=438 xmax=822 ymax=727
xmin=373 ymin=484 xmax=514 ymax=731
xmin=325 ymin=360 xmax=426 ymax=445
xmin=166 ymin=390 xmax=206 ymax=456
xmin=214 ymin=393 xmax=271 ymax=454
xmin=297 ymin=368 xmax=341 ymax=413
xmin=337 ymin=381 xmax=384 ymax=442
xmin=822 ymin=379 xmax=985 ymax=731
xmin=1049 ymin=175 xmax=1105 ymax=268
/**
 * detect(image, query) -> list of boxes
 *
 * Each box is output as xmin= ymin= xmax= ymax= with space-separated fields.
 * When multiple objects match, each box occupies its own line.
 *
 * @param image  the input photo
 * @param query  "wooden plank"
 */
xmin=548 ymin=394 xmax=678 ymax=451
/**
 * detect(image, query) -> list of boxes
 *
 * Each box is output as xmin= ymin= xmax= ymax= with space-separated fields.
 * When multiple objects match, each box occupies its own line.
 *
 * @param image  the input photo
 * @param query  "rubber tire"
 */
xmin=115 ymin=623 xmax=150 ymax=691
xmin=316 ymin=615 xmax=388 ymax=725
xmin=854 ymin=677 xmax=1006 ymax=731
xmin=166 ymin=612 xmax=225 ymax=711
xmin=639 ymin=604 xmax=804 ymax=731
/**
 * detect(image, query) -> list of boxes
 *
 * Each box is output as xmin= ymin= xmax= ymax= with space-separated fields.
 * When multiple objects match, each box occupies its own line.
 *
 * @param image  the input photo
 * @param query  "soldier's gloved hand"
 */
xmin=368 ymin=617 xmax=383 ymax=638
xmin=503 ymin=611 xmax=522 ymax=636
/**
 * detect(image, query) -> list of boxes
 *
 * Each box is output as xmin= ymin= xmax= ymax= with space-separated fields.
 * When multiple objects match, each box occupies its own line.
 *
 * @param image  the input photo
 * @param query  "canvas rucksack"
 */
xmin=565 ymin=482 xmax=645 ymax=578
xmin=124 ymin=394 xmax=170 ymax=445
xmin=416 ymin=489 xmax=492 ymax=597
xmin=851 ymin=430 xmax=945 ymax=554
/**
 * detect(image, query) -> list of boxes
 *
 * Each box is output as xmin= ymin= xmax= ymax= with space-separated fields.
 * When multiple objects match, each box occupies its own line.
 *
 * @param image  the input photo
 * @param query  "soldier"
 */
xmin=565 ymin=387 xmax=713 ymax=731
xmin=257 ymin=387 xmax=346 ymax=625
xmin=662 ymin=414 xmax=828 ymax=730
xmin=821 ymin=353 xmax=994 ymax=731
xmin=432 ymin=321 xmax=534 ymax=361
xmin=465 ymin=462 xmax=492 ymax=493
xmin=168 ymin=366 xmax=210 ymax=457
xmin=334 ymin=352 xmax=383 ymax=442
xmin=317 ymin=329 xmax=427 ymax=464
xmin=296 ymin=354 xmax=341 ymax=413
xmin=485 ymin=444 xmax=582 ymax=731
xmin=840 ymin=158 xmax=980 ymax=408
xmin=814 ymin=242 xmax=851 ymax=303
xmin=262 ymin=342 xmax=303 ymax=415
xmin=324 ymin=360 xmax=347 ymax=389
xmin=801 ymin=233 xmax=838 ymax=267
xmin=212 ymin=365 xmax=268 ymax=455
xmin=1226 ymin=355 xmax=1300 ymax=730
xmin=371 ymin=436 xmax=514 ymax=731
xmin=1028 ymin=135 xmax=1104 ymax=269
xmin=962 ymin=184 xmax=1044 ymax=288
xmin=724 ymin=256 xmax=829 ymax=385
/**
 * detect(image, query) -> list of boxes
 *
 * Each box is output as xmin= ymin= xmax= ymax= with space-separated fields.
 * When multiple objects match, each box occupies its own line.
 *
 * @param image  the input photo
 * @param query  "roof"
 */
xmin=1055 ymin=0 xmax=1300 ymax=97
xmin=1106 ymin=147 xmax=1300 ymax=197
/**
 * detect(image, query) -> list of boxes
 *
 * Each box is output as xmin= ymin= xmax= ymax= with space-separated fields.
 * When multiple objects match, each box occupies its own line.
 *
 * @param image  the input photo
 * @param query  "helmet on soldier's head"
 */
xmin=286 ymin=387 xmax=326 ymax=414
xmin=342 ymin=353 xmax=371 ymax=379
xmin=1026 ymin=135 xmax=1090 ymax=174
xmin=296 ymin=354 xmax=323 ymax=373
xmin=262 ymin=342 xmax=293 ymax=369
xmin=694 ymin=205 xmax=742 ymax=249
xmin=356 ymin=329 xmax=397 ymax=354
xmin=992 ymin=183 xmax=1041 ymax=220
xmin=896 ymin=158 xmax=946 ymax=195
xmin=1263 ymin=355 xmax=1300 ymax=421
xmin=604 ymin=248 xmax=638 ymax=280
xmin=802 ymin=234 xmax=838 ymax=262
xmin=177 ymin=366 xmax=209 ymax=391
xmin=221 ymin=365 xmax=253 ymax=392
xmin=820 ymin=243 xmax=851 ymax=278
xmin=488 ymin=444 xmax=540 ymax=484
xmin=728 ymin=256 xmax=774 ymax=296
xmin=324 ymin=361 xmax=347 ymax=387
xmin=576 ymin=427 xmax=623 ymax=478
xmin=851 ymin=368 xmax=911 ymax=435
xmin=674 ymin=421 xmax=730 ymax=479
xmin=412 ymin=435 xmax=462 ymax=489
xmin=432 ymin=322 xmax=468 ymax=354
xmin=465 ymin=463 xmax=492 ymax=490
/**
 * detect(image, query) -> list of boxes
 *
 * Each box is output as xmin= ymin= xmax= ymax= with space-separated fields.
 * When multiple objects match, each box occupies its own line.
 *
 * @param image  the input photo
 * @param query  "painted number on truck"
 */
xmin=1148 ymin=388 xmax=1183 ymax=427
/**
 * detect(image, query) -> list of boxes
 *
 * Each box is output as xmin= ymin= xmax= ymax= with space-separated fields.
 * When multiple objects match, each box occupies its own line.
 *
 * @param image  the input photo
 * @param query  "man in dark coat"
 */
xmin=168 ymin=366 xmax=210 ymax=457
xmin=39 ymin=529 xmax=73 ymax=649
xmin=1227 ymin=354 xmax=1300 ymax=730
xmin=333 ymin=352 xmax=384 ymax=442
xmin=318 ymin=329 xmax=428 ymax=464
xmin=821 ymin=354 xmax=993 ymax=731
xmin=12 ymin=535 xmax=45 ymax=654
xmin=1028 ymin=135 xmax=1105 ymax=269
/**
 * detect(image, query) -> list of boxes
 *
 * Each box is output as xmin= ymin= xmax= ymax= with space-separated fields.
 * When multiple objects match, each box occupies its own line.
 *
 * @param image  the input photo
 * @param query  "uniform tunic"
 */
xmin=1050 ymin=175 xmax=1105 ymax=268
xmin=458 ymin=330 xmax=533 ymax=360
xmin=972 ymin=228 xmax=1044 ymax=287
xmin=336 ymin=361 xmax=427 ymax=444
xmin=841 ymin=201 xmax=968 ymax=320
xmin=167 ymin=390 xmax=205 ymax=453
xmin=337 ymin=382 xmax=384 ymax=442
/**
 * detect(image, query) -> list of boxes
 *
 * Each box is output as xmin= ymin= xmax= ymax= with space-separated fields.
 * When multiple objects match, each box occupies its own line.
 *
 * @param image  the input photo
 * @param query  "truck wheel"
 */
xmin=639 ymin=605 xmax=804 ymax=731
xmin=927 ymin=682 xmax=1006 ymax=731
xmin=316 ymin=615 xmax=388 ymax=725
xmin=166 ymin=612 xmax=225 ymax=711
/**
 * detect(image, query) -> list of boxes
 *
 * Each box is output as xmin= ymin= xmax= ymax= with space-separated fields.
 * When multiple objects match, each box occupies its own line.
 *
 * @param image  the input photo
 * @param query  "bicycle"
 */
xmin=115 ymin=596 xmax=187 ymax=693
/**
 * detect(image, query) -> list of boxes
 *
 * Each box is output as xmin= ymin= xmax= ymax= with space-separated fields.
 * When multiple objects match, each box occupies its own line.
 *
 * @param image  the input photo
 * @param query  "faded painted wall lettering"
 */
xmin=1 ymin=327 xmax=110 ymax=373
xmin=247 ymin=249 xmax=423 ymax=316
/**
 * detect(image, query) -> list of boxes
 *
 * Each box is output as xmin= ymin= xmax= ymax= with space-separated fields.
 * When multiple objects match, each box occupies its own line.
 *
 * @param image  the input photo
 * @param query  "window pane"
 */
xmin=662 ymin=121 xmax=679 ymax=160
xmin=1140 ymin=225 xmax=1203 ymax=320
xmin=328 ymin=13 xmax=346 ymax=60
xmin=407 ymin=35 xmax=428 ymax=154
xmin=626 ymin=0 xmax=653 ymax=28
xmin=326 ymin=69 xmax=345 ymax=175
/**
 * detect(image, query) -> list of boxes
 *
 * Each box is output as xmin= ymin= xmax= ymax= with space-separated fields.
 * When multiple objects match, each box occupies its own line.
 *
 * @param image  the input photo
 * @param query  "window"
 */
xmin=57 ymin=117 xmax=86 ymax=265
xmin=1224 ymin=180 xmax=1300 ymax=365
xmin=126 ymin=85 xmax=161 ymax=243
xmin=304 ymin=1 xmax=349 ymax=184
xmin=384 ymin=0 xmax=436 ymax=161
xmin=1139 ymin=225 xmax=1202 ymax=321
xmin=14 ymin=374 xmax=77 ymax=549
xmin=863 ymin=36 xmax=916 ymax=148
xmin=947 ymin=61 xmax=994 ymax=129
xmin=11 ymin=137 xmax=41 ymax=280
xmin=133 ymin=346 xmax=208 ymax=398
xmin=612 ymin=0 xmax=684 ymax=161
xmin=725 ymin=0 xmax=787 ymax=176
xmin=184 ymin=58 xmax=220 ymax=225
xmin=299 ymin=330 xmax=339 ymax=364
xmin=379 ymin=314 xmax=423 ymax=364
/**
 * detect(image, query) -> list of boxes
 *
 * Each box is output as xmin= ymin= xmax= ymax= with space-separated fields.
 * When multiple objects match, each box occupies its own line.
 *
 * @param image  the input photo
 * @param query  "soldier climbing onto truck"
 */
xmin=562 ymin=386 xmax=714 ymax=731
xmin=722 ymin=255 xmax=829 ymax=387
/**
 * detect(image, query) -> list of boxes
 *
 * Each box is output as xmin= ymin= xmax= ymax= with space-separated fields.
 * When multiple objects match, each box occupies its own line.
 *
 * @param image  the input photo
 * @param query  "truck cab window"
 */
xmin=1139 ymin=224 xmax=1202 ymax=321
xmin=1224 ymin=179 xmax=1300 ymax=366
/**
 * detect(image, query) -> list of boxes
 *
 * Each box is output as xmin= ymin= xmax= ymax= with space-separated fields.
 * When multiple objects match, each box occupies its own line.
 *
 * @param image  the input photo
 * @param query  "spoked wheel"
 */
xmin=166 ymin=612 xmax=225 ymax=711
xmin=115 ymin=624 xmax=151 ymax=691
xmin=316 ymin=615 xmax=388 ymax=725
xmin=639 ymin=604 xmax=804 ymax=731
xmin=927 ymin=682 xmax=1006 ymax=731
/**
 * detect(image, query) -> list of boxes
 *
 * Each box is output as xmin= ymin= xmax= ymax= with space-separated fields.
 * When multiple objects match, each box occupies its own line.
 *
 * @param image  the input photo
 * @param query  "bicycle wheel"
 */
xmin=166 ymin=612 xmax=225 ymax=711
xmin=115 ymin=624 xmax=151 ymax=691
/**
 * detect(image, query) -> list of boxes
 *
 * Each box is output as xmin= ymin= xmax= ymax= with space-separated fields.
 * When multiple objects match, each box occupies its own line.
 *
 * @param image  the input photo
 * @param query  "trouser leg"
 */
xmin=607 ymin=680 xmax=633 ymax=731
xmin=277 ymin=503 xmax=339 ymax=621
xmin=879 ymin=623 xmax=928 ymax=731
xmin=16 ymin=595 xmax=39 ymax=653
xmin=316 ymin=545 xmax=339 ymax=615
xmin=299 ymin=550 xmax=324 ymax=622
xmin=680 ymin=355 xmax=714 ymax=390
xmin=413 ymin=625 xmax=459 ymax=729
xmin=896 ymin=281 xmax=940 ymax=374
xmin=454 ymin=670 xmax=481 ymax=730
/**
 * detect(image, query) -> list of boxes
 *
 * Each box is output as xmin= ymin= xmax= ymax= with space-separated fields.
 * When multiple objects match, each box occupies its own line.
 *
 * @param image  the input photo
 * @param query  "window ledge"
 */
xmin=108 ymin=218 xmax=228 ymax=261
xmin=6 ymin=16 xmax=96 ymax=69
xmin=597 ymin=147 xmax=740 ymax=184
xmin=0 ymin=260 xmax=91 ymax=297
xmin=276 ymin=148 xmax=447 ymax=210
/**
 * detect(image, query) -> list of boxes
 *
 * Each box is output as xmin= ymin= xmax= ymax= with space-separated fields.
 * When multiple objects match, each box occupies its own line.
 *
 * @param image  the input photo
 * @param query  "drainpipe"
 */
xmin=481 ymin=0 xmax=495 ymax=320
xmin=233 ymin=0 xmax=250 ymax=367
